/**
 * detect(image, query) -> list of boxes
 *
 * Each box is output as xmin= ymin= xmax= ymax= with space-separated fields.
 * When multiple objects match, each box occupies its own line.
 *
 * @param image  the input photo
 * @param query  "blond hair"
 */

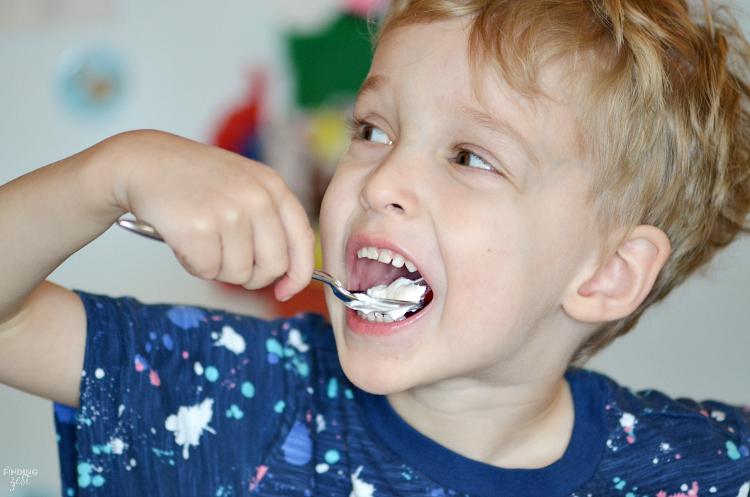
xmin=377 ymin=0 xmax=750 ymax=361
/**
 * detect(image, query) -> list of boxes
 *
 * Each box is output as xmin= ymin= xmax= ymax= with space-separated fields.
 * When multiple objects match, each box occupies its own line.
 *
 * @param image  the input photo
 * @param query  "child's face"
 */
xmin=320 ymin=18 xmax=602 ymax=394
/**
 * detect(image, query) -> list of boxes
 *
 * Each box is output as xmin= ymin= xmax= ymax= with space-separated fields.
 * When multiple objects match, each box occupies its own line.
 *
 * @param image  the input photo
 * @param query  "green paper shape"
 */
xmin=289 ymin=13 xmax=374 ymax=107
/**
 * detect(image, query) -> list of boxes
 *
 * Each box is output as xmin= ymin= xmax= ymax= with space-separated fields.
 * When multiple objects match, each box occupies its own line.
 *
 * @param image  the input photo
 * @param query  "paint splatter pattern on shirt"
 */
xmin=54 ymin=293 xmax=750 ymax=496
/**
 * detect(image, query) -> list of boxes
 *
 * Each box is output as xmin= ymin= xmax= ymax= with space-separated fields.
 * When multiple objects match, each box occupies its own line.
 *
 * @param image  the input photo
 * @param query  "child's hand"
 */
xmin=0 ymin=129 xmax=315 ymax=406
xmin=108 ymin=130 xmax=316 ymax=301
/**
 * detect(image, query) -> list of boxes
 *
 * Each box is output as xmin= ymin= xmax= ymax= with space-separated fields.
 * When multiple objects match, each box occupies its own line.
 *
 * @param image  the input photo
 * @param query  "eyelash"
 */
xmin=348 ymin=116 xmax=392 ymax=145
xmin=451 ymin=147 xmax=496 ymax=172
xmin=348 ymin=115 xmax=498 ymax=174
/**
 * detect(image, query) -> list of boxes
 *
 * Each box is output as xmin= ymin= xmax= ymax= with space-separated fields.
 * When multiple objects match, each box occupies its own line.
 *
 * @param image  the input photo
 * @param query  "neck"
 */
xmin=385 ymin=372 xmax=575 ymax=469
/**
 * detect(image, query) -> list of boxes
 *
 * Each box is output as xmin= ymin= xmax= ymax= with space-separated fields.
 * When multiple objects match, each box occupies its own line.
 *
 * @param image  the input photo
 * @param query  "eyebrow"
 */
xmin=357 ymin=75 xmax=391 ymax=100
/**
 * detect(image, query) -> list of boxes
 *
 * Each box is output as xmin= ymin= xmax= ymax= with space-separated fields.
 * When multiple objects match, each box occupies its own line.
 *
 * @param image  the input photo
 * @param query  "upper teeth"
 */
xmin=356 ymin=246 xmax=418 ymax=273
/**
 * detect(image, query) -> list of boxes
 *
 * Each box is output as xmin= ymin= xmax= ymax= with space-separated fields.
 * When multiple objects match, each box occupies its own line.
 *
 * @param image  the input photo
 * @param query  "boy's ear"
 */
xmin=562 ymin=225 xmax=671 ymax=323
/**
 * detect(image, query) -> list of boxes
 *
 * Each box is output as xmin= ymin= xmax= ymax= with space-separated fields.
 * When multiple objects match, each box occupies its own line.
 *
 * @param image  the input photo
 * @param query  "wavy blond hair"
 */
xmin=377 ymin=0 xmax=750 ymax=361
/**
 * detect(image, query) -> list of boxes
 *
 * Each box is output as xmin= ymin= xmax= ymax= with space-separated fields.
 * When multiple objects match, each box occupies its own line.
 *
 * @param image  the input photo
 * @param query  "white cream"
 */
xmin=351 ymin=277 xmax=427 ymax=321
xmin=366 ymin=277 xmax=426 ymax=303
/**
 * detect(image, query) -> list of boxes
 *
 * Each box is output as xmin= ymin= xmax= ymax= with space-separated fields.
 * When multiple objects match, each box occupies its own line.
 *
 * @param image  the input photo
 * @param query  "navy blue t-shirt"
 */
xmin=55 ymin=293 xmax=750 ymax=496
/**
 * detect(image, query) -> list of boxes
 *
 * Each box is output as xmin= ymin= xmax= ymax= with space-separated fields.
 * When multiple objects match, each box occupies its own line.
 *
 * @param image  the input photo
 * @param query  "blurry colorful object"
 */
xmin=213 ymin=71 xmax=267 ymax=162
xmin=344 ymin=0 xmax=385 ymax=17
xmin=289 ymin=12 xmax=373 ymax=108
xmin=57 ymin=46 xmax=124 ymax=115
xmin=308 ymin=107 xmax=353 ymax=166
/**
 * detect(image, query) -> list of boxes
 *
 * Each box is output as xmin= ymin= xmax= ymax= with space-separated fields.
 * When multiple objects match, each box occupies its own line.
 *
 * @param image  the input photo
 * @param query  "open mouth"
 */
xmin=349 ymin=246 xmax=434 ymax=323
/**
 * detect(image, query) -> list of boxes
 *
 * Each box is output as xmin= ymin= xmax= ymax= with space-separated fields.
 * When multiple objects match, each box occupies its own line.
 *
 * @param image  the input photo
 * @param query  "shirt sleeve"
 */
xmin=54 ymin=292 xmax=327 ymax=497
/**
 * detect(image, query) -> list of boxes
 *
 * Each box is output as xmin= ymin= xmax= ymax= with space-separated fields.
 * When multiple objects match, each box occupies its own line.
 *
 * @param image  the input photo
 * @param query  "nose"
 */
xmin=360 ymin=150 xmax=421 ymax=217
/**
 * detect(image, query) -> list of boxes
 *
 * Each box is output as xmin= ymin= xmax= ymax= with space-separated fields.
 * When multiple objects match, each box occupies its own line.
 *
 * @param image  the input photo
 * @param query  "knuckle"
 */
xmin=186 ymin=258 xmax=220 ymax=281
xmin=220 ymin=268 xmax=254 ymax=286
xmin=246 ymin=185 xmax=274 ymax=212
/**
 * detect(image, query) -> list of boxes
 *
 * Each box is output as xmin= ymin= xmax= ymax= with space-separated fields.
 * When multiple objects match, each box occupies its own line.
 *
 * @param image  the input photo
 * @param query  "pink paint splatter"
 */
xmin=182 ymin=351 xmax=189 ymax=359
xmin=626 ymin=436 xmax=635 ymax=444
xmin=656 ymin=481 xmax=698 ymax=497
xmin=149 ymin=370 xmax=161 ymax=387
xmin=135 ymin=360 xmax=144 ymax=372
xmin=675 ymin=454 xmax=681 ymax=460
xmin=249 ymin=465 xmax=269 ymax=491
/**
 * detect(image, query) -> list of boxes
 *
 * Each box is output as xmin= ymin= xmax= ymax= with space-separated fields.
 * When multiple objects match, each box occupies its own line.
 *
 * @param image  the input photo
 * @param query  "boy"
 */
xmin=1 ymin=0 xmax=749 ymax=495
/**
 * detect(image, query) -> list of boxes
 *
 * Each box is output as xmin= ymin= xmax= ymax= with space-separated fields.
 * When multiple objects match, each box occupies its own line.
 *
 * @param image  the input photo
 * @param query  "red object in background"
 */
xmin=213 ymin=70 xmax=266 ymax=161
xmin=262 ymin=281 xmax=330 ymax=319
xmin=211 ymin=69 xmax=328 ymax=318
xmin=217 ymin=281 xmax=330 ymax=319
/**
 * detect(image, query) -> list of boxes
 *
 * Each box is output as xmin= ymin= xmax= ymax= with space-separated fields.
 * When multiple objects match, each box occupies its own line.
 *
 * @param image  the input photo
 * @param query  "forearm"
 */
xmin=0 ymin=133 xmax=128 ymax=324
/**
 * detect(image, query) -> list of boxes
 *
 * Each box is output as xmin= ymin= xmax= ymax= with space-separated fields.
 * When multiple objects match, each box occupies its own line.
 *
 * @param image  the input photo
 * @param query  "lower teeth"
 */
xmin=356 ymin=311 xmax=404 ymax=323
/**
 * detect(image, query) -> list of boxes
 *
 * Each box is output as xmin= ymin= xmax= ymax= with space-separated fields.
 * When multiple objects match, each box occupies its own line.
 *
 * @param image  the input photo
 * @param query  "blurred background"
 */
xmin=0 ymin=0 xmax=749 ymax=495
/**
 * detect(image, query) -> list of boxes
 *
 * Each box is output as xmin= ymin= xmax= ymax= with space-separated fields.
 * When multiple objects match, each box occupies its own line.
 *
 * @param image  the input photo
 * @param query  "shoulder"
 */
xmin=578 ymin=369 xmax=750 ymax=494
xmin=58 ymin=292 xmax=345 ymax=495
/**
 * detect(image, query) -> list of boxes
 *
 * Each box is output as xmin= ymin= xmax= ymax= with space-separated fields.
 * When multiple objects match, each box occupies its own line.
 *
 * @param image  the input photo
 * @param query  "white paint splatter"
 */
xmin=109 ymin=438 xmax=126 ymax=454
xmin=316 ymin=463 xmax=330 ymax=473
xmin=288 ymin=329 xmax=309 ymax=353
xmin=350 ymin=466 xmax=375 ymax=497
xmin=619 ymin=412 xmax=635 ymax=428
xmin=194 ymin=362 xmax=204 ymax=375
xmin=95 ymin=368 xmax=105 ymax=379
xmin=164 ymin=398 xmax=216 ymax=460
xmin=316 ymin=414 xmax=326 ymax=433
xmin=213 ymin=326 xmax=246 ymax=354
xmin=711 ymin=410 xmax=726 ymax=422
xmin=737 ymin=482 xmax=749 ymax=497
xmin=118 ymin=405 xmax=125 ymax=417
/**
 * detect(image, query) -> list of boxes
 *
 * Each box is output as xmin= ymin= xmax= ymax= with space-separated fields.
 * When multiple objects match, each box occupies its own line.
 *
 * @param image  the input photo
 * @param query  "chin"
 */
xmin=338 ymin=354 xmax=415 ymax=396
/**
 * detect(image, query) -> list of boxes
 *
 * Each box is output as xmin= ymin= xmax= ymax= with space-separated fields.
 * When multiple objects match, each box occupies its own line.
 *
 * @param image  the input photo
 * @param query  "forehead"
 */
xmin=362 ymin=19 xmax=586 ymax=181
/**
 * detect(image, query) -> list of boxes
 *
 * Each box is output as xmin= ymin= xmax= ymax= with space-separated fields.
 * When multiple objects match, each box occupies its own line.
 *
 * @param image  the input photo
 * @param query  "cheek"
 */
xmin=319 ymin=171 xmax=354 ymax=259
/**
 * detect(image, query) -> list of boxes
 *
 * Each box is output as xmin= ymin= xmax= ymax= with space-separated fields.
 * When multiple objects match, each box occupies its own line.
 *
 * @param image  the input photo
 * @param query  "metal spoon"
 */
xmin=116 ymin=218 xmax=426 ymax=315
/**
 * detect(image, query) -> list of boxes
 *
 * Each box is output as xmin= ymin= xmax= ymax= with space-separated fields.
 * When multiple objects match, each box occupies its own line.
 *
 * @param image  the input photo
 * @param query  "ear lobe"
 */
xmin=563 ymin=225 xmax=671 ymax=323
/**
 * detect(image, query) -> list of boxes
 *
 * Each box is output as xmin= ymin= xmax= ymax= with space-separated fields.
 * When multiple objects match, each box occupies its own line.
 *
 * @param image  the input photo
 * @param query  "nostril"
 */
xmin=389 ymin=203 xmax=404 ymax=213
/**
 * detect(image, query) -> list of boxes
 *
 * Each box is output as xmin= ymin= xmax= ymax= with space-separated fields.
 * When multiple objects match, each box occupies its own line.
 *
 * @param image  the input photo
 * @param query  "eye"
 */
xmin=361 ymin=125 xmax=392 ymax=145
xmin=454 ymin=149 xmax=494 ymax=172
xmin=353 ymin=120 xmax=393 ymax=146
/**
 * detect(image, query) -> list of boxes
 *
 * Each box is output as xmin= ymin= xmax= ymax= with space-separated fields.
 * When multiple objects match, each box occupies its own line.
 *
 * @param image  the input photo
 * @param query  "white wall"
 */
xmin=1 ymin=1 xmax=749 ymax=495
xmin=0 ymin=1 xmax=341 ymax=495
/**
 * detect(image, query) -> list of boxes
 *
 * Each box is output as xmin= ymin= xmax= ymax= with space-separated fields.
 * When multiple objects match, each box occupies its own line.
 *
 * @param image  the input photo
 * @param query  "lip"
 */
xmin=343 ymin=231 xmax=434 ymax=337
xmin=345 ymin=232 xmax=428 ymax=292
xmin=345 ymin=301 xmax=432 ymax=337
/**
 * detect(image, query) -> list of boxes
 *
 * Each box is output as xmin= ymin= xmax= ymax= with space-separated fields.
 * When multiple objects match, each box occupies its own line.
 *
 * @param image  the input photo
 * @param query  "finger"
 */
xmin=212 ymin=212 xmax=256 ymax=286
xmin=273 ymin=191 xmax=316 ymax=301
xmin=170 ymin=224 xmax=223 ymax=281
xmin=242 ymin=205 xmax=289 ymax=289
